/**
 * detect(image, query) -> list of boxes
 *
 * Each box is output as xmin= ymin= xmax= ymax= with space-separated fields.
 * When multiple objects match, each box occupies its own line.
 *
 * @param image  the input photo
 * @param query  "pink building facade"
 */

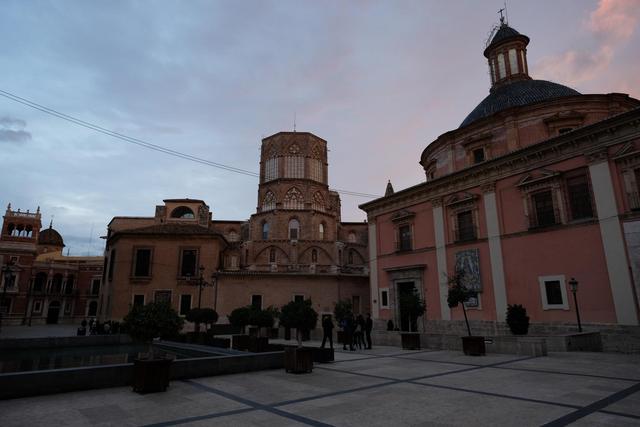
xmin=360 ymin=22 xmax=640 ymax=331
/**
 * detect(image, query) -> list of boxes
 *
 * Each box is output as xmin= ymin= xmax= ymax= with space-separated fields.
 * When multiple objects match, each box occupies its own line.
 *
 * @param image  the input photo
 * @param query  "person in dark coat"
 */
xmin=354 ymin=314 xmax=365 ymax=349
xmin=365 ymin=313 xmax=373 ymax=349
xmin=321 ymin=315 xmax=334 ymax=349
xmin=342 ymin=313 xmax=355 ymax=351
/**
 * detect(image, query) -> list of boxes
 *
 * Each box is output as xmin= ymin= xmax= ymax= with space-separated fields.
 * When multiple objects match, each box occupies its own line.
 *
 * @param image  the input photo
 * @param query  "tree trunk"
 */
xmin=461 ymin=304 xmax=472 ymax=336
xmin=297 ymin=328 xmax=302 ymax=348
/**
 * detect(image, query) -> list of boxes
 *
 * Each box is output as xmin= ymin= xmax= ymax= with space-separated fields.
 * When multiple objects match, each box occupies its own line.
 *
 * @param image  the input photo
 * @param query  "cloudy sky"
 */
xmin=1 ymin=0 xmax=639 ymax=255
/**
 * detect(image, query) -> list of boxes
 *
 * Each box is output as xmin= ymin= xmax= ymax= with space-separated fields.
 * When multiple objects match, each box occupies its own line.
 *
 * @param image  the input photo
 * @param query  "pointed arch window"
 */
xmin=262 ymin=191 xmax=276 ymax=211
xmin=262 ymin=222 xmax=270 ymax=240
xmin=348 ymin=232 xmax=356 ymax=243
xmin=318 ymin=223 xmax=325 ymax=240
xmin=269 ymin=248 xmax=276 ymax=263
xmin=311 ymin=249 xmax=318 ymax=263
xmin=312 ymin=192 xmax=325 ymax=211
xmin=284 ymin=187 xmax=304 ymax=210
xmin=288 ymin=219 xmax=300 ymax=240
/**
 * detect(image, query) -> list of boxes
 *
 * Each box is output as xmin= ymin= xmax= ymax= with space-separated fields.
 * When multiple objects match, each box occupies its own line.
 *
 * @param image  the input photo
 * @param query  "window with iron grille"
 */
xmin=398 ymin=225 xmax=412 ymax=251
xmin=566 ymin=173 xmax=593 ymax=220
xmin=456 ymin=210 xmax=476 ymax=241
xmin=532 ymin=190 xmax=557 ymax=227
xmin=264 ymin=157 xmax=279 ymax=182
xmin=284 ymin=156 xmax=304 ymax=178
xmin=133 ymin=248 xmax=152 ymax=277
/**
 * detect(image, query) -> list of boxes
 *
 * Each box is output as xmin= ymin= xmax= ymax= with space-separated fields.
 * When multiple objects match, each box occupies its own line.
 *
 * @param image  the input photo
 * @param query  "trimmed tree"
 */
xmin=228 ymin=306 xmax=252 ymax=334
xmin=280 ymin=299 xmax=319 ymax=347
xmin=447 ymin=273 xmax=478 ymax=336
xmin=249 ymin=308 xmax=275 ymax=336
xmin=333 ymin=299 xmax=352 ymax=328
xmin=506 ymin=304 xmax=530 ymax=335
xmin=123 ymin=302 xmax=184 ymax=344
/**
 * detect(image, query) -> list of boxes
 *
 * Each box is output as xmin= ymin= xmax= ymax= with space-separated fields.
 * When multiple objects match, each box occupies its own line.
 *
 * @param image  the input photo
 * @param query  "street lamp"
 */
xmin=194 ymin=266 xmax=217 ymax=310
xmin=568 ymin=277 xmax=582 ymax=333
xmin=1 ymin=261 xmax=15 ymax=332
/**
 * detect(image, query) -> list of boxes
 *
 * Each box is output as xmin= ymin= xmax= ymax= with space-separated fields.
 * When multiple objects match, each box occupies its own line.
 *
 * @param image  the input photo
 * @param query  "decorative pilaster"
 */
xmin=482 ymin=188 xmax=508 ymax=322
xmin=432 ymin=199 xmax=450 ymax=320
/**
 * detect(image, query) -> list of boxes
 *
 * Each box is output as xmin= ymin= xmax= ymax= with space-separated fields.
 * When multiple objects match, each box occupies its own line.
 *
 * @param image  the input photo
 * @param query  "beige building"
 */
xmin=101 ymin=132 xmax=370 ymax=322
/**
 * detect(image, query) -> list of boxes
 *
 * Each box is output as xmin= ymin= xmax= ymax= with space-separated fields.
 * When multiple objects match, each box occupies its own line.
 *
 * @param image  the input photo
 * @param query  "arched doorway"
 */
xmin=46 ymin=301 xmax=61 ymax=324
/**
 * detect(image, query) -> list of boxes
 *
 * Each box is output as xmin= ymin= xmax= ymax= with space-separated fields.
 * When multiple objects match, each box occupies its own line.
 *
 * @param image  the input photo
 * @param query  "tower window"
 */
xmin=289 ymin=219 xmax=300 ymax=240
xmin=284 ymin=156 xmax=304 ymax=178
xmin=319 ymin=223 xmax=325 ymax=240
xmin=262 ymin=222 xmax=270 ymax=240
xmin=262 ymin=191 xmax=276 ymax=212
xmin=312 ymin=192 xmax=325 ymax=212
xmin=264 ymin=157 xmax=279 ymax=182
xmin=497 ymin=53 xmax=506 ymax=79
xmin=284 ymin=187 xmax=304 ymax=210
xmin=509 ymin=49 xmax=519 ymax=74
xmin=311 ymin=249 xmax=318 ymax=263
xmin=309 ymin=159 xmax=324 ymax=183
xmin=171 ymin=206 xmax=195 ymax=219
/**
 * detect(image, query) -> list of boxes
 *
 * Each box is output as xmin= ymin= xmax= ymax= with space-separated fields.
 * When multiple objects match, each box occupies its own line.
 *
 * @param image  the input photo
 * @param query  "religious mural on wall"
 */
xmin=455 ymin=249 xmax=481 ymax=307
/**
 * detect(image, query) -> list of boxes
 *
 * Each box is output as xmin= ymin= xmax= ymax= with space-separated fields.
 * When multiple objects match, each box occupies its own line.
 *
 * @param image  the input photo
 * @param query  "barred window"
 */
xmin=264 ymin=157 xmax=279 ymax=182
xmin=285 ymin=156 xmax=304 ymax=178
xmin=309 ymin=159 xmax=324 ymax=183
xmin=284 ymin=187 xmax=304 ymax=210
xmin=262 ymin=191 xmax=276 ymax=211
xmin=312 ymin=192 xmax=325 ymax=211
xmin=288 ymin=219 xmax=300 ymax=240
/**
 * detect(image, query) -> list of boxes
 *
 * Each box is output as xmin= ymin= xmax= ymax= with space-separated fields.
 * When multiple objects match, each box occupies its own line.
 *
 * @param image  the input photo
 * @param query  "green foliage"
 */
xmin=249 ymin=308 xmax=275 ymax=328
xmin=280 ymin=299 xmax=319 ymax=344
xmin=186 ymin=308 xmax=219 ymax=329
xmin=123 ymin=302 xmax=184 ymax=342
xmin=506 ymin=304 xmax=530 ymax=335
xmin=228 ymin=306 xmax=252 ymax=330
xmin=333 ymin=299 xmax=352 ymax=323
xmin=398 ymin=293 xmax=426 ymax=328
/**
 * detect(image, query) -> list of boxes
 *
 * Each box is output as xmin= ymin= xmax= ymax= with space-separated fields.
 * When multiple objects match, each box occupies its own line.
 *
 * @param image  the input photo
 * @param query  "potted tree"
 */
xmin=229 ymin=306 xmax=251 ymax=350
xmin=506 ymin=304 xmax=530 ymax=335
xmin=248 ymin=308 xmax=274 ymax=352
xmin=398 ymin=292 xmax=426 ymax=350
xmin=279 ymin=299 xmax=318 ymax=373
xmin=447 ymin=273 xmax=484 ymax=356
xmin=333 ymin=299 xmax=352 ymax=344
xmin=123 ymin=302 xmax=184 ymax=393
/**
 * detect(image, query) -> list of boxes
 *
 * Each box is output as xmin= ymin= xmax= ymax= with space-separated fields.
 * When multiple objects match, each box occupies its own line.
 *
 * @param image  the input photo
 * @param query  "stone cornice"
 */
xmin=361 ymin=107 xmax=640 ymax=217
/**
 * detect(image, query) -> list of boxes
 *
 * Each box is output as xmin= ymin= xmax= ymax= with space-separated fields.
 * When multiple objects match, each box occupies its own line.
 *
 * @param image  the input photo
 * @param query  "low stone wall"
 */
xmin=0 ymin=334 xmax=132 ymax=350
xmin=0 ymin=351 xmax=284 ymax=400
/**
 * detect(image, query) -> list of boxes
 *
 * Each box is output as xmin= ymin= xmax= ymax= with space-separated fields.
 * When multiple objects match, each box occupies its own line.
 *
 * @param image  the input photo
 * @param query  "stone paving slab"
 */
xmin=1 ymin=346 xmax=639 ymax=426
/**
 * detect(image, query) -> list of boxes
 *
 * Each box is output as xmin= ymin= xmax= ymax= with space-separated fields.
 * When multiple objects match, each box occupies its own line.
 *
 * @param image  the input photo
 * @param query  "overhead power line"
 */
xmin=0 ymin=89 xmax=381 ymax=198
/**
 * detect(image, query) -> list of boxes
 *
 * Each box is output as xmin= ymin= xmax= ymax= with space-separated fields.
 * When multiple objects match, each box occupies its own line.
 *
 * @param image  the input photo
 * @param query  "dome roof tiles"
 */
xmin=38 ymin=227 xmax=64 ymax=247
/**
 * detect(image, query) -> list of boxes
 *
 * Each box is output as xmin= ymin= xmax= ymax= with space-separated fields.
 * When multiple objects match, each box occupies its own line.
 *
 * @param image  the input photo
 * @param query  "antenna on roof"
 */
xmin=293 ymin=112 xmax=297 ymax=132
xmin=87 ymin=222 xmax=94 ymax=256
xmin=49 ymin=215 xmax=54 ymax=229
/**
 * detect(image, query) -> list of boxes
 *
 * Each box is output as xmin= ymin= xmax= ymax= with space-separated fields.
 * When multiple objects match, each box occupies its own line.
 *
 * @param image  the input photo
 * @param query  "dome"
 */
xmin=483 ymin=25 xmax=529 ymax=57
xmin=459 ymin=80 xmax=581 ymax=128
xmin=38 ymin=226 xmax=64 ymax=247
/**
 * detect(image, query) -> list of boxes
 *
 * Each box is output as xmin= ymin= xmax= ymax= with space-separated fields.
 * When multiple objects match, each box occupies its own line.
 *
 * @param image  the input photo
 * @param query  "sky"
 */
xmin=1 ymin=0 xmax=639 ymax=255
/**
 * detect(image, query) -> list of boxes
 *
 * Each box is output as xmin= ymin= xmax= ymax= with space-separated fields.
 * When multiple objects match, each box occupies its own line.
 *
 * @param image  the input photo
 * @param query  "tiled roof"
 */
xmin=460 ymin=80 xmax=581 ymax=128
xmin=113 ymin=223 xmax=221 ymax=237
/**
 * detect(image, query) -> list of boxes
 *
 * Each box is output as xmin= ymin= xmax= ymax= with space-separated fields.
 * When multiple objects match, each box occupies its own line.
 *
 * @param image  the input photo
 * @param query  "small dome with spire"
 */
xmin=385 ymin=180 xmax=395 ymax=197
xmin=38 ymin=223 xmax=65 ymax=248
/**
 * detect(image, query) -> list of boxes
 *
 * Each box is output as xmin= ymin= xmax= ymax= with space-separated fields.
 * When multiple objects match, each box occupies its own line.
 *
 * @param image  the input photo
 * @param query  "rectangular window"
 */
xmin=472 ymin=148 xmax=485 ymax=164
xmin=133 ymin=294 xmax=145 ymax=307
xmin=180 ymin=249 xmax=198 ymax=277
xmin=497 ymin=53 xmax=506 ymax=79
xmin=284 ymin=156 xmax=304 ymax=178
xmin=133 ymin=248 xmax=152 ymax=277
xmin=509 ymin=48 xmax=519 ymax=74
xmin=91 ymin=279 xmax=101 ymax=296
xmin=107 ymin=250 xmax=116 ymax=281
xmin=456 ymin=210 xmax=476 ymax=241
xmin=264 ymin=158 xmax=279 ymax=182
xmin=179 ymin=294 xmax=192 ymax=316
xmin=230 ymin=255 xmax=238 ymax=269
xmin=294 ymin=294 xmax=304 ymax=303
xmin=566 ymin=173 xmax=594 ymax=220
xmin=251 ymin=294 xmax=263 ymax=310
xmin=398 ymin=224 xmax=412 ymax=251
xmin=539 ymin=276 xmax=568 ymax=310
xmin=380 ymin=289 xmax=389 ymax=308
xmin=532 ymin=190 xmax=557 ymax=227
xmin=155 ymin=290 xmax=172 ymax=305
xmin=33 ymin=300 xmax=42 ymax=313
xmin=309 ymin=159 xmax=323 ymax=183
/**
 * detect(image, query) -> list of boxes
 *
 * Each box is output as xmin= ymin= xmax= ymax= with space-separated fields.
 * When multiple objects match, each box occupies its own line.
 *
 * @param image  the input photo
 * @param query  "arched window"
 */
xmin=262 ymin=191 xmax=276 ymax=211
xmin=7 ymin=223 xmax=15 ymax=236
xmin=312 ymin=192 xmax=325 ymax=211
xmin=348 ymin=232 xmax=356 ymax=243
xmin=262 ymin=222 xmax=270 ymax=240
xmin=34 ymin=272 xmax=47 ymax=292
xmin=269 ymin=248 xmax=276 ymax=263
xmin=26 ymin=225 xmax=33 ymax=238
xmin=348 ymin=249 xmax=355 ymax=265
xmin=289 ymin=219 xmax=300 ymax=240
xmin=284 ymin=188 xmax=304 ymax=210
xmin=171 ymin=206 xmax=195 ymax=219
xmin=318 ymin=223 xmax=325 ymax=240
xmin=311 ymin=249 xmax=318 ymax=263
xmin=228 ymin=230 xmax=239 ymax=242
xmin=497 ymin=53 xmax=506 ymax=79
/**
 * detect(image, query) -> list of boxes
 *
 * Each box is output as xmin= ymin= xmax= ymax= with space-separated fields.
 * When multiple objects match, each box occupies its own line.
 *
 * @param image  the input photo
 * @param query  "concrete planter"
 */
xmin=462 ymin=336 xmax=486 ymax=356
xmin=284 ymin=347 xmax=313 ymax=373
xmin=401 ymin=332 xmax=421 ymax=350
xmin=132 ymin=358 xmax=172 ymax=394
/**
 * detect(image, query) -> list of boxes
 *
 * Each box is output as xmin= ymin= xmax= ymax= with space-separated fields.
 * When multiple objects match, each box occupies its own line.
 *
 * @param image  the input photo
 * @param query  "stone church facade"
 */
xmin=102 ymin=132 xmax=370 ymax=322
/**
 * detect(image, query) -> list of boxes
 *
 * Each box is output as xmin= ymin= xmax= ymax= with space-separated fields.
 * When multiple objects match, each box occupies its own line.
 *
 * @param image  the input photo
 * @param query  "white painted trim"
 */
xmin=433 ymin=205 xmax=451 ymax=320
xmin=379 ymin=288 xmax=390 ymax=308
xmin=589 ymin=161 xmax=639 ymax=325
xmin=538 ymin=275 xmax=569 ymax=310
xmin=368 ymin=222 xmax=379 ymax=319
xmin=483 ymin=191 xmax=508 ymax=321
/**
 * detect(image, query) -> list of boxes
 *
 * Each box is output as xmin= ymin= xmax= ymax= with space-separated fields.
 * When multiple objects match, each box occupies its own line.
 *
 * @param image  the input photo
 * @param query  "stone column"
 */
xmin=482 ymin=183 xmax=508 ymax=322
xmin=588 ymin=152 xmax=638 ymax=325
xmin=432 ymin=198 xmax=450 ymax=320
xmin=368 ymin=220 xmax=379 ymax=319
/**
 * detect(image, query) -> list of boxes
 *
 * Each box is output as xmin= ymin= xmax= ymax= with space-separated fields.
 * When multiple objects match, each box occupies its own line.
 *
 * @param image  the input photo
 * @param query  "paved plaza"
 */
xmin=1 ymin=343 xmax=639 ymax=426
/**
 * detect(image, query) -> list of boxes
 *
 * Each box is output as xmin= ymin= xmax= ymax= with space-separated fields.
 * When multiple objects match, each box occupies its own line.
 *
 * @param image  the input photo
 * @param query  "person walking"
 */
xmin=365 ymin=313 xmax=373 ymax=349
xmin=321 ymin=315 xmax=334 ymax=349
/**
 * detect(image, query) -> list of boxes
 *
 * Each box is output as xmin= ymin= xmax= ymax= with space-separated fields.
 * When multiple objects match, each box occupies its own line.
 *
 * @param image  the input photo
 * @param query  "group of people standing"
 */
xmin=320 ymin=312 xmax=373 ymax=351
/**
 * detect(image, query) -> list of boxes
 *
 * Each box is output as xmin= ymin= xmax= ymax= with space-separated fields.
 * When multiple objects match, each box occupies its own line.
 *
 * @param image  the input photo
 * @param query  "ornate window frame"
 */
xmin=445 ymin=193 xmax=479 ymax=243
xmin=517 ymin=170 xmax=566 ymax=229
xmin=391 ymin=210 xmax=415 ymax=252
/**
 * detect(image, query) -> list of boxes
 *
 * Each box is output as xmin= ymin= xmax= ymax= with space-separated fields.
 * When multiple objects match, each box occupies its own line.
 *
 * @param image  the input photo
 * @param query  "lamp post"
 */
xmin=568 ymin=277 xmax=582 ymax=333
xmin=1 ymin=261 xmax=16 ymax=332
xmin=194 ymin=266 xmax=217 ymax=310
xmin=211 ymin=271 xmax=219 ymax=312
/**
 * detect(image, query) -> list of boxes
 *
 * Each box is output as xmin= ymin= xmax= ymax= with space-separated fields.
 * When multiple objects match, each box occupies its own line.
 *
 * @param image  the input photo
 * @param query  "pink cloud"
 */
xmin=535 ymin=0 xmax=640 ymax=88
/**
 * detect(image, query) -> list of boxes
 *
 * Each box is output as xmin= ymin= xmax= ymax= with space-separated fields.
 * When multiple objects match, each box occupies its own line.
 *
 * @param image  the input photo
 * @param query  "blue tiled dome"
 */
xmin=459 ymin=80 xmax=581 ymax=128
